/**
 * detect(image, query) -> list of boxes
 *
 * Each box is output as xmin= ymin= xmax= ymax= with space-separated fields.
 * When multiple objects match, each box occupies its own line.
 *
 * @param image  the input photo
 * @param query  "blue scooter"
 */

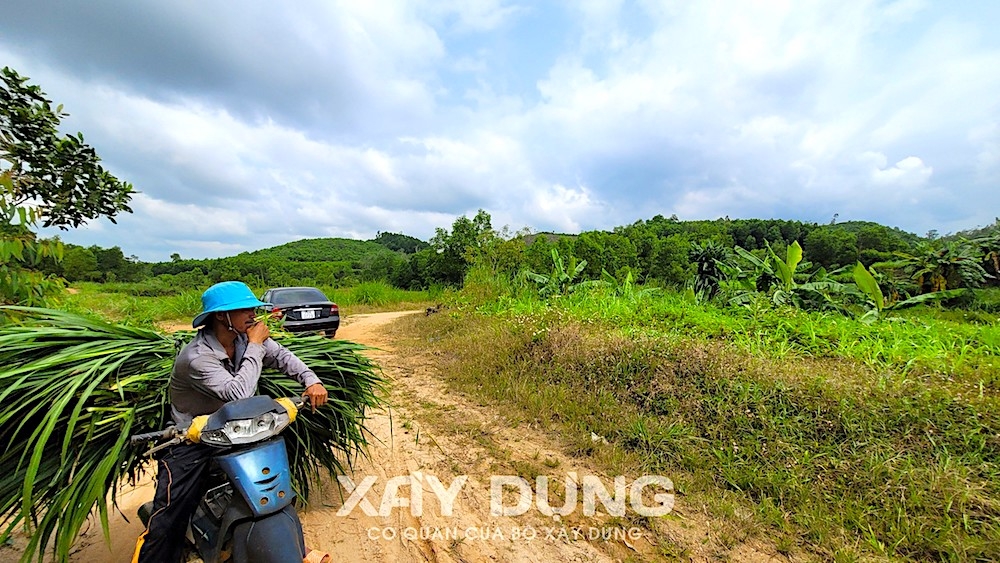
xmin=130 ymin=395 xmax=323 ymax=563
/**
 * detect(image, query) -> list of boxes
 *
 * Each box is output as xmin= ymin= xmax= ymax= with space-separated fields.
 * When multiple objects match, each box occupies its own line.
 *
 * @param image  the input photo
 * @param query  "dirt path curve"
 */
xmin=298 ymin=311 xmax=629 ymax=562
xmin=59 ymin=311 xmax=789 ymax=562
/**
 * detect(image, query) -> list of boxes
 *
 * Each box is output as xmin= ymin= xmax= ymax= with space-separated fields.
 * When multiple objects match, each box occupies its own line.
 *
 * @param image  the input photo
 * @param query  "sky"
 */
xmin=2 ymin=0 xmax=999 ymax=262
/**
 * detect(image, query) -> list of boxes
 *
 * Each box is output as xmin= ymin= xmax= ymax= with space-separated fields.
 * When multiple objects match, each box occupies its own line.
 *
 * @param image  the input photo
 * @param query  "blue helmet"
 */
xmin=192 ymin=281 xmax=270 ymax=328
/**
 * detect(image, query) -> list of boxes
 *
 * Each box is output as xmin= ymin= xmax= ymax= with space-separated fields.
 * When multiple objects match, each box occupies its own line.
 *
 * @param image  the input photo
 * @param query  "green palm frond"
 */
xmin=0 ymin=306 xmax=386 ymax=563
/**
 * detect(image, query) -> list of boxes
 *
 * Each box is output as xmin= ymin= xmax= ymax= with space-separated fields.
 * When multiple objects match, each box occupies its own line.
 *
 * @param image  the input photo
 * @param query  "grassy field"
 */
xmin=54 ymin=280 xmax=437 ymax=328
xmin=402 ymin=283 xmax=1000 ymax=562
xmin=42 ymin=279 xmax=1000 ymax=560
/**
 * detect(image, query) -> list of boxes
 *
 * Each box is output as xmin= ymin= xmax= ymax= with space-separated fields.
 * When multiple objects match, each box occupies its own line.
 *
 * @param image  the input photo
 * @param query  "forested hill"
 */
xmin=825 ymin=220 xmax=925 ymax=246
xmin=129 ymin=234 xmax=426 ymax=288
xmin=242 ymin=232 xmax=430 ymax=262
xmin=242 ymin=237 xmax=407 ymax=263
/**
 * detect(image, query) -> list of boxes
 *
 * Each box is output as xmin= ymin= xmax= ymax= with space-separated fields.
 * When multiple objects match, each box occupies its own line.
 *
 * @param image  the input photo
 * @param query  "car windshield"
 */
xmin=270 ymin=288 xmax=329 ymax=305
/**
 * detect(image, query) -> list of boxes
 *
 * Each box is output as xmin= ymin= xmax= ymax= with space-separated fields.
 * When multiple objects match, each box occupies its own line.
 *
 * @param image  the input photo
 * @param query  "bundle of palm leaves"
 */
xmin=0 ymin=306 xmax=387 ymax=563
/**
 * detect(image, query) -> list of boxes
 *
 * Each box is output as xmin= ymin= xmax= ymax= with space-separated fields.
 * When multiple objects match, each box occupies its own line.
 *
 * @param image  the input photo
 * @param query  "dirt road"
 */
xmin=297 ymin=311 xmax=638 ymax=562
xmin=52 ymin=311 xmax=786 ymax=562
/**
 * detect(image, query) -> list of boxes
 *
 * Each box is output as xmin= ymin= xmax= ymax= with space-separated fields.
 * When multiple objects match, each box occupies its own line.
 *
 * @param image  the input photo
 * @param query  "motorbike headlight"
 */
xmin=199 ymin=411 xmax=291 ymax=446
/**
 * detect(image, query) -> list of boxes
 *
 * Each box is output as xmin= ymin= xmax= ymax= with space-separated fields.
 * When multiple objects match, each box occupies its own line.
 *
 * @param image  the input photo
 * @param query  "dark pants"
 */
xmin=135 ymin=443 xmax=214 ymax=563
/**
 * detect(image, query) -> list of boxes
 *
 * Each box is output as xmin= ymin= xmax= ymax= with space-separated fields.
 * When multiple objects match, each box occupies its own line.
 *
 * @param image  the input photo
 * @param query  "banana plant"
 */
xmin=972 ymin=222 xmax=1000 ymax=283
xmin=688 ymin=241 xmax=729 ymax=300
xmin=769 ymin=239 xmax=802 ymax=291
xmin=524 ymin=248 xmax=589 ymax=298
xmin=895 ymin=240 xmax=989 ymax=293
xmin=853 ymin=262 xmax=885 ymax=323
xmin=732 ymin=241 xmax=852 ymax=311
xmin=600 ymin=269 xmax=661 ymax=300
xmin=731 ymin=241 xmax=801 ymax=304
xmin=853 ymin=261 xmax=968 ymax=323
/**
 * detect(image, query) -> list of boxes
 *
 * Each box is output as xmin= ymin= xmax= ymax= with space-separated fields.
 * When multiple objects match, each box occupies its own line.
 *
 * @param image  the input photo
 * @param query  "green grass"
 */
xmin=405 ymin=286 xmax=1000 ymax=561
xmin=55 ymin=281 xmax=433 ymax=327
xmin=47 ymin=277 xmax=1000 ymax=560
xmin=325 ymin=280 xmax=432 ymax=310
xmin=53 ymin=282 xmax=202 ymax=328
xmin=539 ymin=287 xmax=999 ymax=391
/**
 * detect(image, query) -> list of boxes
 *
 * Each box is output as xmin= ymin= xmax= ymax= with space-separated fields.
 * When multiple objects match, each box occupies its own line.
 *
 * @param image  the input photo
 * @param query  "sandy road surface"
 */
xmin=10 ymin=311 xmax=791 ymax=562
xmin=296 ymin=312 xmax=632 ymax=563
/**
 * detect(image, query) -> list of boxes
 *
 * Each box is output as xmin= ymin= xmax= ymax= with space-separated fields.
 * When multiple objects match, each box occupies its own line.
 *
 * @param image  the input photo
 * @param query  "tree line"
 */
xmin=412 ymin=211 xmax=998 ymax=299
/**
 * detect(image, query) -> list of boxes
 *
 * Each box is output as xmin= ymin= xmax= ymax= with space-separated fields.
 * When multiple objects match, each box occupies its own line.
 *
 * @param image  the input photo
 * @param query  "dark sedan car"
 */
xmin=260 ymin=287 xmax=340 ymax=338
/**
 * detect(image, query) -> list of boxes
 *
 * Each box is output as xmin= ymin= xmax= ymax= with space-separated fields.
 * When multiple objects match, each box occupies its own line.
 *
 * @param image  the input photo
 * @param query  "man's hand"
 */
xmin=303 ymin=383 xmax=328 ymax=411
xmin=247 ymin=321 xmax=270 ymax=344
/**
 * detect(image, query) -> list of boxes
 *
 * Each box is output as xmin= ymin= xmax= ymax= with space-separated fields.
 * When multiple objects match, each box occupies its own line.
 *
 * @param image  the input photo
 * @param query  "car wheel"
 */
xmin=324 ymin=329 xmax=337 ymax=338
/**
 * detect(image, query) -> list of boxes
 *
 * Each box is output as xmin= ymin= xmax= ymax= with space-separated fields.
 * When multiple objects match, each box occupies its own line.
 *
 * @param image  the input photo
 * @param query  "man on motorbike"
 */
xmin=134 ymin=281 xmax=329 ymax=563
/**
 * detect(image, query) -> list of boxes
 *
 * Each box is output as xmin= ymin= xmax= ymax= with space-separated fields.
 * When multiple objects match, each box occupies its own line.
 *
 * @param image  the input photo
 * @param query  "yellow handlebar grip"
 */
xmin=186 ymin=415 xmax=209 ymax=442
xmin=275 ymin=397 xmax=298 ymax=423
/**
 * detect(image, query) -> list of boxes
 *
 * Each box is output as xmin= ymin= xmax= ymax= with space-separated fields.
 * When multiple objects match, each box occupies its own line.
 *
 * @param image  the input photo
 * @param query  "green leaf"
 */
xmin=853 ymin=262 xmax=884 ymax=311
xmin=524 ymin=271 xmax=549 ymax=284
xmin=10 ymin=238 xmax=24 ymax=261
xmin=785 ymin=240 xmax=803 ymax=276
xmin=772 ymin=252 xmax=792 ymax=288
xmin=888 ymin=288 xmax=966 ymax=310
xmin=734 ymin=245 xmax=768 ymax=270
xmin=860 ymin=308 xmax=880 ymax=324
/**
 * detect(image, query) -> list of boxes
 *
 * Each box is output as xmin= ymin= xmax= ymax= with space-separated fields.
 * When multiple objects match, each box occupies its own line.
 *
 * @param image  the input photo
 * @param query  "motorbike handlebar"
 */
xmin=129 ymin=427 xmax=179 ymax=446
xmin=130 ymin=396 xmax=306 ymax=448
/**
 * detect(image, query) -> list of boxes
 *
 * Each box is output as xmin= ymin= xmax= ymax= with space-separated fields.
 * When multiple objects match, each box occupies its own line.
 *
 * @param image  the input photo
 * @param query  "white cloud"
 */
xmin=525 ymin=183 xmax=605 ymax=233
xmin=419 ymin=0 xmax=525 ymax=32
xmin=738 ymin=116 xmax=801 ymax=146
xmin=970 ymin=123 xmax=1000 ymax=175
xmin=673 ymin=184 xmax=771 ymax=220
xmin=452 ymin=55 xmax=489 ymax=74
xmin=864 ymin=153 xmax=933 ymax=187
xmin=131 ymin=194 xmax=253 ymax=237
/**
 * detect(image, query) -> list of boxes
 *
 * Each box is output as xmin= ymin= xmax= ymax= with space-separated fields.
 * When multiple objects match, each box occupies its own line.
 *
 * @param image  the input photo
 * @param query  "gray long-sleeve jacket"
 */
xmin=169 ymin=329 xmax=322 ymax=426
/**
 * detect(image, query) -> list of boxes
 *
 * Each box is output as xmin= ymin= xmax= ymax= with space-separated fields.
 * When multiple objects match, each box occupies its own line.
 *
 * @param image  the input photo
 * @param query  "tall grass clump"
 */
xmin=455 ymin=263 xmax=539 ymax=315
xmin=413 ymin=293 xmax=1000 ymax=561
xmin=323 ymin=282 xmax=430 ymax=311
xmin=350 ymin=280 xmax=395 ymax=306
xmin=0 ymin=307 xmax=387 ymax=563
